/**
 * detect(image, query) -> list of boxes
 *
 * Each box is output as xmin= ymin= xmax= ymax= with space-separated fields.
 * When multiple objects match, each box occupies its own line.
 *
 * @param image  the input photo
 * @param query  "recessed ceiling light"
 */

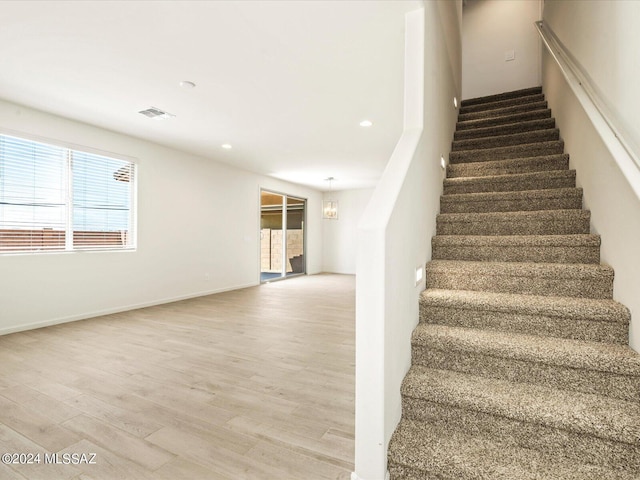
xmin=179 ymin=80 xmax=196 ymax=88
xmin=359 ymin=120 xmax=373 ymax=127
xmin=221 ymin=144 xmax=232 ymax=149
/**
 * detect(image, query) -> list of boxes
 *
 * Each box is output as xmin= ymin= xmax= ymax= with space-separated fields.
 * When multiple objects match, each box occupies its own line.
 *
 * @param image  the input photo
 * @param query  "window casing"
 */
xmin=0 ymin=133 xmax=136 ymax=253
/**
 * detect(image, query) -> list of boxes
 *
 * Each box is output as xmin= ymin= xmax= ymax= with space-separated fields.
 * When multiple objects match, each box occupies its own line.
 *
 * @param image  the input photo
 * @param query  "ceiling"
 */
xmin=0 ymin=0 xmax=422 ymax=191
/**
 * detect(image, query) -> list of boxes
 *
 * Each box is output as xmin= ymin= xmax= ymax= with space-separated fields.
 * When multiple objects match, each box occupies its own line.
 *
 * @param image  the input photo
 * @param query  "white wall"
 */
xmin=353 ymin=1 xmax=461 ymax=478
xmin=542 ymin=1 xmax=640 ymax=351
xmin=0 ymin=99 xmax=323 ymax=334
xmin=542 ymin=0 xmax=640 ymax=171
xmin=462 ymin=0 xmax=541 ymax=100
xmin=322 ymin=188 xmax=373 ymax=274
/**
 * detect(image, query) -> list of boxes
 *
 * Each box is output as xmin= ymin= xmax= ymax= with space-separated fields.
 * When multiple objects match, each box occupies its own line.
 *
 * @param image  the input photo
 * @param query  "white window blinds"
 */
xmin=0 ymin=133 xmax=136 ymax=253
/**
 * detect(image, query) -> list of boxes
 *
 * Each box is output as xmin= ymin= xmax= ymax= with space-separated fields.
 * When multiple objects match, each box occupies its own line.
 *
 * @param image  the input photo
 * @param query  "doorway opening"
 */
xmin=260 ymin=190 xmax=306 ymax=283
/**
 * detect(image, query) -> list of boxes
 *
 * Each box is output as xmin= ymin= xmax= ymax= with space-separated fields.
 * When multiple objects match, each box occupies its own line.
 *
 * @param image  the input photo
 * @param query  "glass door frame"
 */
xmin=259 ymin=188 xmax=307 ymax=283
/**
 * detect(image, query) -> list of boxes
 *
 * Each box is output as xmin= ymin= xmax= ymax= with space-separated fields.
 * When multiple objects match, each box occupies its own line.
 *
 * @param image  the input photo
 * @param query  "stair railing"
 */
xmin=535 ymin=20 xmax=640 ymax=203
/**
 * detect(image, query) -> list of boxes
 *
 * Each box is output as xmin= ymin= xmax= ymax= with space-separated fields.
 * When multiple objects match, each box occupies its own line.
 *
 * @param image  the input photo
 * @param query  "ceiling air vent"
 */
xmin=138 ymin=107 xmax=175 ymax=120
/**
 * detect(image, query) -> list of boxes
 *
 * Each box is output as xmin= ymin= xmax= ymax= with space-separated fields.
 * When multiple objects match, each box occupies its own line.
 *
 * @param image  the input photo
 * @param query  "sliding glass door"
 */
xmin=260 ymin=191 xmax=284 ymax=282
xmin=260 ymin=190 xmax=305 ymax=282
xmin=285 ymin=196 xmax=305 ymax=277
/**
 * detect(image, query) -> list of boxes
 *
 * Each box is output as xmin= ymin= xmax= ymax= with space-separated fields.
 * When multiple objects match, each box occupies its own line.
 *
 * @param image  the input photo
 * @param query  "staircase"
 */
xmin=387 ymin=87 xmax=640 ymax=479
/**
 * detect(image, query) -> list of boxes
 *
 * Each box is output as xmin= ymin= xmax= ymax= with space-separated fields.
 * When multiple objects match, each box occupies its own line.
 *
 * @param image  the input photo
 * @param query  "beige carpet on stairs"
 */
xmin=387 ymin=86 xmax=640 ymax=480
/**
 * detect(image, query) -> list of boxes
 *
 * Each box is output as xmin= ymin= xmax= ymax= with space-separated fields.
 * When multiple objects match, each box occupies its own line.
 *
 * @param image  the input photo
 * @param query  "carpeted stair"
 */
xmin=388 ymin=86 xmax=640 ymax=479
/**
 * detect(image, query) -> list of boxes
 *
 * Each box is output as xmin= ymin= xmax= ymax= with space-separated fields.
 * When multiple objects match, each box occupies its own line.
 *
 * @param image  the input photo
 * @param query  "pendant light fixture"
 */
xmin=323 ymin=177 xmax=338 ymax=219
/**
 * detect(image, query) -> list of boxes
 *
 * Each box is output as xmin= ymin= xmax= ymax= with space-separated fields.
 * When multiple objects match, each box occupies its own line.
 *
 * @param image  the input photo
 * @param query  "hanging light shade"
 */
xmin=323 ymin=200 xmax=338 ymax=219
xmin=323 ymin=177 xmax=338 ymax=219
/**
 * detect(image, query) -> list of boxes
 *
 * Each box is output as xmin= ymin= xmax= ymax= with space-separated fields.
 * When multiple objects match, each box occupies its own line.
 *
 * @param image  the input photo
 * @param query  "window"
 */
xmin=0 ymin=133 xmax=136 ymax=253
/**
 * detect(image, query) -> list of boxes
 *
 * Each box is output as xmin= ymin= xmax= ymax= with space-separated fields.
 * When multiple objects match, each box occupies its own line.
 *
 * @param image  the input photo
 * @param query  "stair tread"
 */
xmin=436 ymin=209 xmax=591 ymax=237
xmin=427 ymin=259 xmax=613 ymax=279
xmin=447 ymin=153 xmax=570 ymax=177
xmin=449 ymin=140 xmax=564 ymax=164
xmin=389 ymin=419 xmax=638 ymax=480
xmin=442 ymin=186 xmax=581 ymax=202
xmin=460 ymin=94 xmax=546 ymax=115
xmin=444 ymin=170 xmax=576 ymax=196
xmin=401 ymin=365 xmax=640 ymax=445
xmin=432 ymin=233 xmax=598 ymax=247
xmin=461 ymin=86 xmax=543 ymax=107
xmin=452 ymin=128 xmax=560 ymax=151
xmin=437 ymin=208 xmax=589 ymax=223
xmin=420 ymin=288 xmax=630 ymax=324
xmin=412 ymin=323 xmax=640 ymax=376
xmin=445 ymin=169 xmax=574 ymax=186
xmin=456 ymin=108 xmax=552 ymax=131
xmin=432 ymin=234 xmax=600 ymax=263
xmin=458 ymin=101 xmax=549 ymax=122
xmin=454 ymin=118 xmax=556 ymax=140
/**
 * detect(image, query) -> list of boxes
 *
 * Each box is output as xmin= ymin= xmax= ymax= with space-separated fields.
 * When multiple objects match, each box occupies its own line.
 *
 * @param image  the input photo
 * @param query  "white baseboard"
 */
xmin=351 ymin=471 xmax=390 ymax=480
xmin=0 ymin=281 xmax=258 ymax=336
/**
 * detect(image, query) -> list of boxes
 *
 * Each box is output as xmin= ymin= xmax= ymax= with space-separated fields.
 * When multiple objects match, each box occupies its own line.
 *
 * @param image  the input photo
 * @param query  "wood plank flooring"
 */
xmin=0 ymin=274 xmax=355 ymax=479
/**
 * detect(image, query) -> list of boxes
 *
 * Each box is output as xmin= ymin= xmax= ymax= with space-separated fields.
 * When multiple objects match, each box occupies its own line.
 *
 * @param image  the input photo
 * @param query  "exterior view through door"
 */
xmin=260 ymin=190 xmax=305 ymax=282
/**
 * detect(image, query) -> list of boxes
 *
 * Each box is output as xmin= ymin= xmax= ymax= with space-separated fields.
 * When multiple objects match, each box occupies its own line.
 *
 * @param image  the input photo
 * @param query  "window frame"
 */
xmin=0 ymin=129 xmax=138 ymax=255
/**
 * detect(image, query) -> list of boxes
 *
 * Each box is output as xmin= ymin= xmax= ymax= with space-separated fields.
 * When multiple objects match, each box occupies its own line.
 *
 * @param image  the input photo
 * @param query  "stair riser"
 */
xmin=425 ymin=269 xmax=613 ymax=298
xmin=451 ymin=129 xmax=559 ymax=152
xmin=432 ymin=244 xmax=599 ymax=264
xmin=449 ymin=141 xmax=564 ymax=164
xmin=412 ymin=346 xmax=639 ymax=403
xmin=459 ymin=94 xmax=546 ymax=115
xmin=419 ymin=304 xmax=629 ymax=345
xmin=402 ymin=398 xmax=640 ymax=472
xmin=454 ymin=118 xmax=556 ymax=140
xmin=461 ymin=87 xmax=543 ymax=108
xmin=436 ymin=217 xmax=590 ymax=236
xmin=440 ymin=194 xmax=582 ymax=213
xmin=447 ymin=154 xmax=570 ymax=178
xmin=444 ymin=175 xmax=575 ymax=195
xmin=458 ymin=101 xmax=548 ymax=122
xmin=457 ymin=109 xmax=551 ymax=131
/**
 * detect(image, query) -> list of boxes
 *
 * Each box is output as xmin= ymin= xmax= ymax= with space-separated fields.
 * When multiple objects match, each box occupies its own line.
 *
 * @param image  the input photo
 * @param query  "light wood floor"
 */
xmin=0 ymin=274 xmax=355 ymax=479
